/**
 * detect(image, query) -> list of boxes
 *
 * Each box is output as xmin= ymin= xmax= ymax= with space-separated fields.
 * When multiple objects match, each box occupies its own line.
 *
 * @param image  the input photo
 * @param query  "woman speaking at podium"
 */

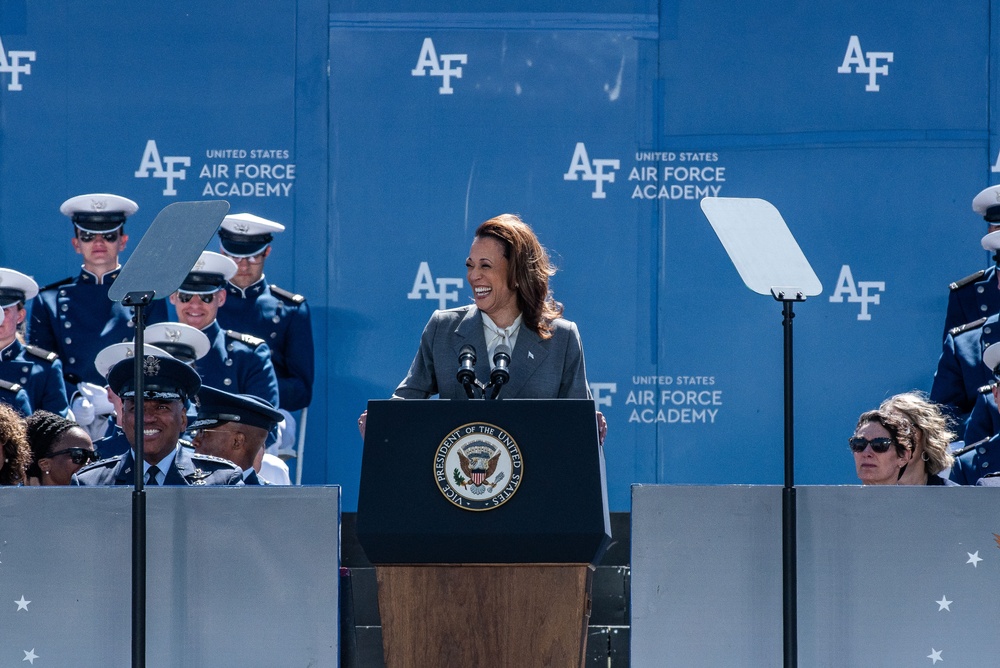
xmin=360 ymin=213 xmax=606 ymax=442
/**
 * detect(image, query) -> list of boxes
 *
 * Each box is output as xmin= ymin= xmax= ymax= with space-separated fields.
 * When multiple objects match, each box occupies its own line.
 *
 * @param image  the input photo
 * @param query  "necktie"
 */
xmin=146 ymin=465 xmax=161 ymax=486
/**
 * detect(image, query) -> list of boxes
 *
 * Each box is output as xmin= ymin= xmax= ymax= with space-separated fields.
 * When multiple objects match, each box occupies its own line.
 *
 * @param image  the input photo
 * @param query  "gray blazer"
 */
xmin=393 ymin=305 xmax=591 ymax=400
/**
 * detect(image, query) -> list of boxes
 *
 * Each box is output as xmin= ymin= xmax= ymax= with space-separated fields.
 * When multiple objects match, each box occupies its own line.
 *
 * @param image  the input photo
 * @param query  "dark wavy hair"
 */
xmin=0 ymin=403 xmax=30 ymax=485
xmin=854 ymin=409 xmax=914 ymax=458
xmin=474 ymin=214 xmax=562 ymax=340
xmin=25 ymin=410 xmax=84 ymax=478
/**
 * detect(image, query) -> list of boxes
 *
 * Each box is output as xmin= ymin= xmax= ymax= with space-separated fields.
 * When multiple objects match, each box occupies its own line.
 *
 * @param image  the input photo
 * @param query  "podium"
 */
xmin=358 ymin=399 xmax=611 ymax=668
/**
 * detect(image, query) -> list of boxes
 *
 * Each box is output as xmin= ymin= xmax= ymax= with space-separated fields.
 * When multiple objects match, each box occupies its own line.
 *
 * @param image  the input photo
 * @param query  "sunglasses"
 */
xmin=177 ymin=292 xmax=216 ymax=304
xmin=221 ymin=250 xmax=266 ymax=265
xmin=848 ymin=437 xmax=895 ymax=454
xmin=48 ymin=447 xmax=101 ymax=465
xmin=77 ymin=230 xmax=121 ymax=243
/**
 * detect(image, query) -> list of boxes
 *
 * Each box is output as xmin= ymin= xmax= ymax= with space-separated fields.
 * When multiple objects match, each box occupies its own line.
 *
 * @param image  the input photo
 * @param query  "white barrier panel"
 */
xmin=1 ymin=486 xmax=340 ymax=666
xmin=632 ymin=485 xmax=1000 ymax=666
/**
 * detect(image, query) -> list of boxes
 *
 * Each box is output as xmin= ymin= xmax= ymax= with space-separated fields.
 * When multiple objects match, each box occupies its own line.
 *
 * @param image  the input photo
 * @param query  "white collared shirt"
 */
xmin=481 ymin=312 xmax=522 ymax=369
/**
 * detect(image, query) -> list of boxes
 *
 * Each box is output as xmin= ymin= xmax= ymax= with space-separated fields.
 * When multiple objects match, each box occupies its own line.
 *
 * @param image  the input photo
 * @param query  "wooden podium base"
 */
xmin=376 ymin=564 xmax=594 ymax=668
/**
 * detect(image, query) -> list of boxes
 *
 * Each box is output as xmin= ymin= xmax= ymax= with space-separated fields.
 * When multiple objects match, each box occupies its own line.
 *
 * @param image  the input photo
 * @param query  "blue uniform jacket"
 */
xmin=93 ymin=424 xmax=130 ymax=459
xmin=196 ymin=320 xmax=280 ymax=408
xmin=28 ymin=268 xmax=168 ymax=384
xmin=930 ymin=316 xmax=1000 ymax=437
xmin=71 ymin=446 xmax=243 ymax=486
xmin=963 ymin=391 xmax=1000 ymax=445
xmin=217 ymin=278 xmax=314 ymax=411
xmin=0 ymin=383 xmax=31 ymax=415
xmin=950 ymin=432 xmax=1000 ymax=485
xmin=0 ymin=340 xmax=69 ymax=415
xmin=943 ymin=265 xmax=1000 ymax=340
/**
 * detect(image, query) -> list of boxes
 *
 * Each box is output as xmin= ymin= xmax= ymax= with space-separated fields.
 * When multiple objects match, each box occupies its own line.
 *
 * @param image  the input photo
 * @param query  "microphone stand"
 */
xmin=123 ymin=290 xmax=154 ymax=668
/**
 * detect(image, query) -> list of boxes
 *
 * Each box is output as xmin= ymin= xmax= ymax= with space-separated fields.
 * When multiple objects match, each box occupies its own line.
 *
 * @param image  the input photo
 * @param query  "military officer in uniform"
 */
xmin=952 ymin=343 xmax=1000 ymax=484
xmin=190 ymin=386 xmax=283 ymax=485
xmin=215 ymin=213 xmax=314 ymax=412
xmin=930 ymin=314 xmax=1000 ymax=439
xmin=0 ymin=268 xmax=69 ymax=415
xmin=169 ymin=251 xmax=279 ymax=409
xmin=89 ymin=342 xmax=174 ymax=459
xmin=28 ymin=193 xmax=168 ymax=386
xmin=942 ymin=185 xmax=1000 ymax=339
xmin=72 ymin=350 xmax=243 ymax=486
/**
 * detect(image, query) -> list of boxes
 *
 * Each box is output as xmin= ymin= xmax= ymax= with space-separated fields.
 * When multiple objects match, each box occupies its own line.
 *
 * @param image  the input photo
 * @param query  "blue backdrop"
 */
xmin=0 ymin=0 xmax=994 ymax=509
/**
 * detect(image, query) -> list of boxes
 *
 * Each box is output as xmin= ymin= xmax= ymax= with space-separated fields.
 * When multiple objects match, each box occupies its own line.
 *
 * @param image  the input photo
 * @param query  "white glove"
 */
xmin=71 ymin=382 xmax=114 ymax=427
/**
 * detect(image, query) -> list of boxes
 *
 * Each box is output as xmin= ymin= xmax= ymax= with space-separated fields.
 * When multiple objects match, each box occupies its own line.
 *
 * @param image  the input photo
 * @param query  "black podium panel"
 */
xmin=357 ymin=399 xmax=611 ymax=565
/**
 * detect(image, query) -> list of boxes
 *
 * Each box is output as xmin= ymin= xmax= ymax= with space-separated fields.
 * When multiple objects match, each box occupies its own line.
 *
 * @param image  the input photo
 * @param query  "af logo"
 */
xmin=134 ymin=139 xmax=192 ymax=196
xmin=411 ymin=37 xmax=467 ymax=95
xmin=590 ymin=382 xmax=617 ymax=410
xmin=564 ymin=142 xmax=620 ymax=199
xmin=829 ymin=265 xmax=885 ymax=321
xmin=837 ymin=35 xmax=893 ymax=92
xmin=435 ymin=422 xmax=523 ymax=511
xmin=407 ymin=262 xmax=463 ymax=309
xmin=0 ymin=35 xmax=35 ymax=91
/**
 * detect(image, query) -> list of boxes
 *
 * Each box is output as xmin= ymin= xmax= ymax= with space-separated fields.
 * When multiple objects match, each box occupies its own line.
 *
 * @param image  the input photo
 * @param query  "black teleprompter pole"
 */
xmin=124 ymin=291 xmax=153 ymax=668
xmin=773 ymin=289 xmax=804 ymax=668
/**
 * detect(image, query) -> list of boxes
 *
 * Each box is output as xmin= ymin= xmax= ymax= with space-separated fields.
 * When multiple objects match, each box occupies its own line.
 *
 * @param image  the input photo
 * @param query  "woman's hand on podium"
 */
xmin=597 ymin=411 xmax=607 ymax=445
xmin=358 ymin=410 xmax=367 ymax=439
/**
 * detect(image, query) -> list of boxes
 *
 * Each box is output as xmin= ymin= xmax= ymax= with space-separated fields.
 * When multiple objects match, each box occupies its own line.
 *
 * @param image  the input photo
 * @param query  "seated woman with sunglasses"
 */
xmin=850 ymin=407 xmax=957 ymax=485
xmin=24 ymin=410 xmax=98 ymax=486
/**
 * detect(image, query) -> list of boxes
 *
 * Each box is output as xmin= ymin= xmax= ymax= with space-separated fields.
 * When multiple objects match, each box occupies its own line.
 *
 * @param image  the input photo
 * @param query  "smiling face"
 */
xmin=170 ymin=289 xmax=226 ymax=331
xmin=466 ymin=236 xmax=519 ymax=328
xmin=120 ymin=398 xmax=187 ymax=465
xmin=852 ymin=420 xmax=910 ymax=485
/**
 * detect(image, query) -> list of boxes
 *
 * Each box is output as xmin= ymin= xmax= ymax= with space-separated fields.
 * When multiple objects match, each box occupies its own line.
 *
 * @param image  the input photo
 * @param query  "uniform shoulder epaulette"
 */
xmin=76 ymin=454 xmax=122 ymax=473
xmin=951 ymin=435 xmax=992 ymax=458
xmin=949 ymin=317 xmax=988 ymax=338
xmin=226 ymin=329 xmax=266 ymax=348
xmin=38 ymin=276 xmax=74 ymax=293
xmin=0 ymin=379 xmax=23 ymax=393
xmin=191 ymin=452 xmax=242 ymax=469
xmin=24 ymin=344 xmax=58 ymax=362
xmin=270 ymin=284 xmax=306 ymax=305
xmin=950 ymin=270 xmax=988 ymax=291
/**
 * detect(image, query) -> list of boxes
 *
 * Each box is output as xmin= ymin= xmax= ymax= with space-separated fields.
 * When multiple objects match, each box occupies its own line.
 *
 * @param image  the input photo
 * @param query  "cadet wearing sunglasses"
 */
xmin=168 ymin=251 xmax=280 ymax=410
xmin=24 ymin=410 xmax=97 ymax=486
xmin=28 ymin=193 xmax=168 ymax=387
xmin=850 ymin=409 xmax=919 ymax=485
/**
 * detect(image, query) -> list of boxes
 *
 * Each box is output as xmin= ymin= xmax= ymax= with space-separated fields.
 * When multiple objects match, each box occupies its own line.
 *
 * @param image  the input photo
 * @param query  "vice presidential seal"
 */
xmin=435 ymin=422 xmax=522 ymax=511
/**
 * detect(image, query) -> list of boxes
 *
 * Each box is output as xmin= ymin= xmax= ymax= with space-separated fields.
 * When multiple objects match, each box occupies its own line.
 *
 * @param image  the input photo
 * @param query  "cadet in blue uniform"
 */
xmin=930 ymin=315 xmax=1000 ymax=438
xmin=169 ymin=251 xmax=279 ymax=409
xmin=72 ymin=350 xmax=243 ymax=486
xmin=190 ymin=386 xmax=284 ymax=485
xmin=214 ymin=213 xmax=314 ymax=412
xmin=961 ymin=385 xmax=1000 ymax=445
xmin=28 ymin=193 xmax=168 ymax=386
xmin=941 ymin=185 xmax=1000 ymax=339
xmin=0 ymin=268 xmax=69 ymax=415
xmin=951 ymin=343 xmax=1000 ymax=484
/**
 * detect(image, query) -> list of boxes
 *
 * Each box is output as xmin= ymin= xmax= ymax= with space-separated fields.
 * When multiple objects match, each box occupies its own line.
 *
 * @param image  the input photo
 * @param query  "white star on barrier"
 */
xmin=15 ymin=595 xmax=30 ymax=611
xmin=22 ymin=648 xmax=39 ymax=664
xmin=927 ymin=648 xmax=942 ymax=663
xmin=936 ymin=595 xmax=951 ymax=611
xmin=966 ymin=551 xmax=982 ymax=567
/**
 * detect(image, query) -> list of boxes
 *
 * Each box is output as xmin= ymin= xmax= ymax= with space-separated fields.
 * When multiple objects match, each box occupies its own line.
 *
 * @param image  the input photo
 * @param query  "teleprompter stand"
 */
xmin=700 ymin=197 xmax=822 ymax=668
xmin=357 ymin=398 xmax=611 ymax=668
xmin=108 ymin=200 xmax=230 ymax=668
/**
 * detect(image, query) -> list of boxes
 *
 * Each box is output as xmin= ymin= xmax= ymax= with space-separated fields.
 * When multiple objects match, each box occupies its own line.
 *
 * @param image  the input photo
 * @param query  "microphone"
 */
xmin=457 ymin=344 xmax=478 ymax=398
xmin=489 ymin=344 xmax=511 ymax=400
